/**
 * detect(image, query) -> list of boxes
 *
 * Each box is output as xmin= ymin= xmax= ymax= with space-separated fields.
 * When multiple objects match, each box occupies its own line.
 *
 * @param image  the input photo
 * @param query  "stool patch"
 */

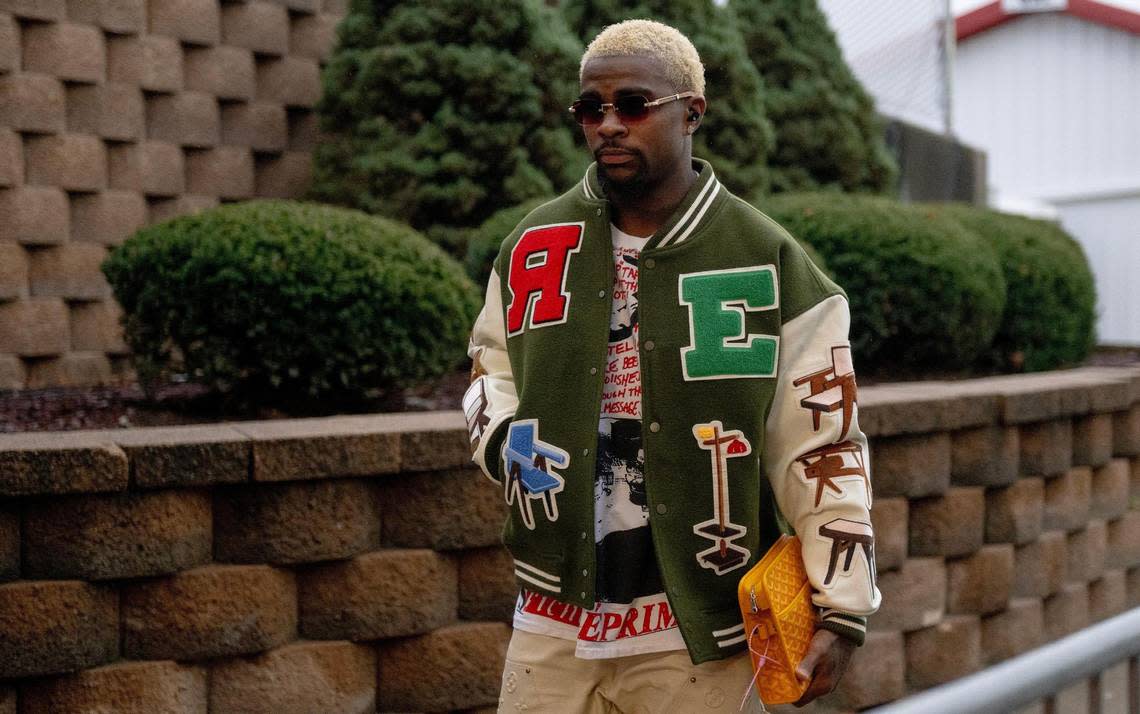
xmin=794 ymin=440 xmax=870 ymax=510
xmin=792 ymin=344 xmax=858 ymax=440
xmin=817 ymin=518 xmax=876 ymax=593
xmin=502 ymin=419 xmax=569 ymax=530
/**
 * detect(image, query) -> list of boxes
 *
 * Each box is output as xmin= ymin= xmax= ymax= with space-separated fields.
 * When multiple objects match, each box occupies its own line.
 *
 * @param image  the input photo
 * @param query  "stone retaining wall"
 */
xmin=0 ymin=367 xmax=1138 ymax=713
xmin=0 ymin=0 xmax=343 ymax=389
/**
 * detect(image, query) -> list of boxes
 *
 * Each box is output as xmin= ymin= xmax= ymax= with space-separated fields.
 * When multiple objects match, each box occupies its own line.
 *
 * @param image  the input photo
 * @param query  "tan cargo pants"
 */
xmin=498 ymin=629 xmax=766 ymax=714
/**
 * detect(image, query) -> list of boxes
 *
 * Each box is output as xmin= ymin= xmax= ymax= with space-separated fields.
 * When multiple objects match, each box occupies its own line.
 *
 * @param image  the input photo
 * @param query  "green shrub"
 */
xmin=925 ymin=204 xmax=1096 ymax=372
xmin=562 ymin=0 xmax=775 ymax=196
xmin=731 ymin=0 xmax=897 ymax=195
xmin=310 ymin=0 xmax=587 ymax=244
xmin=102 ymin=200 xmax=480 ymax=405
xmin=464 ymin=197 xmax=551 ymax=286
xmin=753 ymin=192 xmax=1006 ymax=375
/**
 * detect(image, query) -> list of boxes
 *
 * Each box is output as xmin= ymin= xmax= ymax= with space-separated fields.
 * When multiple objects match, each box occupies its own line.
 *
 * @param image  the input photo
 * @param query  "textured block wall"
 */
xmin=0 ymin=0 xmax=344 ymax=390
xmin=818 ymin=367 xmax=1140 ymax=713
xmin=0 ymin=368 xmax=1138 ymax=714
xmin=0 ymin=411 xmax=514 ymax=714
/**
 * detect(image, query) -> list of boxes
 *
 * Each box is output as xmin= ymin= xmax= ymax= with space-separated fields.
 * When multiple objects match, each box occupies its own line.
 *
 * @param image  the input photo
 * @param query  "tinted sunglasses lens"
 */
xmin=572 ymin=100 xmax=604 ymax=125
xmin=614 ymin=96 xmax=651 ymax=120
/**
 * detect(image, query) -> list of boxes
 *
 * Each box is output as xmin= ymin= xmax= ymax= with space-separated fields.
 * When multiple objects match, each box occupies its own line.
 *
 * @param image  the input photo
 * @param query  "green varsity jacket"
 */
xmin=464 ymin=160 xmax=880 ymax=664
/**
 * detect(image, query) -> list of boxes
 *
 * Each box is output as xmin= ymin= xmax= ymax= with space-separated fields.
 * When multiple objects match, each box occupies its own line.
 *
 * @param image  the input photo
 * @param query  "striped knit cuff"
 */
xmin=818 ymin=610 xmax=867 ymax=646
xmin=473 ymin=415 xmax=512 ymax=485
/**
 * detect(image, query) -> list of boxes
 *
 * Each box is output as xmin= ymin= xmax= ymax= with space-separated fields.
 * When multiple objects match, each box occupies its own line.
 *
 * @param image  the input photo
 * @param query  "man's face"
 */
xmin=577 ymin=55 xmax=699 ymax=192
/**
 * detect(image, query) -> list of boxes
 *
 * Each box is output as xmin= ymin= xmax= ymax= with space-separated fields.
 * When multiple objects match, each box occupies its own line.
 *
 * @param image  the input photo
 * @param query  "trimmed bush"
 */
xmin=310 ymin=0 xmax=587 ymax=245
xmin=754 ymin=192 xmax=1006 ymax=375
xmin=102 ymin=200 xmax=480 ymax=404
xmin=925 ymin=204 xmax=1096 ymax=372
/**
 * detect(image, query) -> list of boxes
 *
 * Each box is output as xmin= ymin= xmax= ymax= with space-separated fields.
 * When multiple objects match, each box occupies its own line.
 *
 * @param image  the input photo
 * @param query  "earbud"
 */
xmin=689 ymin=111 xmax=701 ymax=122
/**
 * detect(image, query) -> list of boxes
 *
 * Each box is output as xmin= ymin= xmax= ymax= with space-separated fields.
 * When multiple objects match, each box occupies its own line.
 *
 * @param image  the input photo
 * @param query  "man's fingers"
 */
xmin=793 ymin=630 xmax=851 ymax=707
xmin=793 ymin=657 xmax=837 ymax=707
xmin=800 ymin=671 xmax=836 ymax=705
xmin=795 ymin=630 xmax=838 ymax=681
xmin=794 ymin=633 xmax=830 ymax=681
xmin=794 ymin=654 xmax=817 ymax=682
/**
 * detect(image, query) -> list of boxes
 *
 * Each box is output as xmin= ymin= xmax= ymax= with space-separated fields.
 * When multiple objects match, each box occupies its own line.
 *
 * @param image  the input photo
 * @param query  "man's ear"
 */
xmin=685 ymin=96 xmax=707 ymax=134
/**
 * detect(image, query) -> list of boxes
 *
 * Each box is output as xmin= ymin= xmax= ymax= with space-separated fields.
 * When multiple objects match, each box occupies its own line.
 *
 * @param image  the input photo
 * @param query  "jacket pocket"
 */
xmin=500 ymin=535 xmax=565 ymax=596
xmin=510 ymin=556 xmax=565 ymax=595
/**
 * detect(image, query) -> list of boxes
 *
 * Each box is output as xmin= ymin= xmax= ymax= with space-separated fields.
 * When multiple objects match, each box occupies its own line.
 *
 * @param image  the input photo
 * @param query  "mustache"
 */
xmin=595 ymin=145 xmax=640 ymax=160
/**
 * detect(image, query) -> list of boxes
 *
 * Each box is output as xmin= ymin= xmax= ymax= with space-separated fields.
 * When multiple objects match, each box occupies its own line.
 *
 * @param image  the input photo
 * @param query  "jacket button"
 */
xmin=598 ymin=289 xmax=606 ymax=298
xmin=649 ymin=422 xmax=660 ymax=433
xmin=644 ymin=258 xmax=656 ymax=269
xmin=590 ymin=367 xmax=598 ymax=375
xmin=581 ymin=531 xmax=588 ymax=539
xmin=656 ymin=503 xmax=667 ymax=514
xmin=644 ymin=340 xmax=655 ymax=351
xmin=581 ymin=591 xmax=587 ymax=598
xmin=582 ymin=569 xmax=589 ymax=576
xmin=582 ymin=448 xmax=590 ymax=456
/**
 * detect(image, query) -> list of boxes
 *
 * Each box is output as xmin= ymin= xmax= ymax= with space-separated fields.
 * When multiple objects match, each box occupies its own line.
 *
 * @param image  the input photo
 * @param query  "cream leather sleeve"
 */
xmin=463 ymin=267 xmax=518 ymax=484
xmin=763 ymin=294 xmax=881 ymax=641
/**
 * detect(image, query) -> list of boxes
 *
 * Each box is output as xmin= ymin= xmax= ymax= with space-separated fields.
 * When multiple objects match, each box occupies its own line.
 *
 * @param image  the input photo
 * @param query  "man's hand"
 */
xmin=792 ymin=629 xmax=856 ymax=707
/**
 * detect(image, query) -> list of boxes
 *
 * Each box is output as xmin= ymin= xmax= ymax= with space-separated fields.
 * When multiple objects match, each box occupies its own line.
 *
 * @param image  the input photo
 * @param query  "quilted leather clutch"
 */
xmin=736 ymin=534 xmax=817 ymax=705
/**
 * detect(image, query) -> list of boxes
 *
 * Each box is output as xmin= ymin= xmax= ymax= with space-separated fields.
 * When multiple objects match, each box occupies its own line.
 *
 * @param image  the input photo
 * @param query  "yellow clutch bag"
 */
xmin=736 ymin=534 xmax=817 ymax=705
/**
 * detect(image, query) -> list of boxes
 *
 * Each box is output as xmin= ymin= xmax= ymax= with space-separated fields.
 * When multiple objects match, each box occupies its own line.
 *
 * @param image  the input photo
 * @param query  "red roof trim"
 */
xmin=956 ymin=2 xmax=1020 ymax=41
xmin=957 ymin=0 xmax=1140 ymax=41
xmin=1068 ymin=0 xmax=1140 ymax=34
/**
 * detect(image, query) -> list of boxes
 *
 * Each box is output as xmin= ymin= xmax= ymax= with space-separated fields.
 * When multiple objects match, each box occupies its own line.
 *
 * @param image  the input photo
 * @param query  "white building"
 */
xmin=817 ymin=0 xmax=952 ymax=134
xmin=820 ymin=0 xmax=1140 ymax=345
xmin=953 ymin=0 xmax=1140 ymax=345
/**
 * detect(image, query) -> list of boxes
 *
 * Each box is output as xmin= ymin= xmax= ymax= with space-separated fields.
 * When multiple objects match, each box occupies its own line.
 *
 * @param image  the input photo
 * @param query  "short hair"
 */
xmin=580 ymin=19 xmax=705 ymax=96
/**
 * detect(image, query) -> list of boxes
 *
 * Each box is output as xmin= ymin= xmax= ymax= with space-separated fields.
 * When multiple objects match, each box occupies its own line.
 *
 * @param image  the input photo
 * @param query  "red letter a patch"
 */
xmin=506 ymin=223 xmax=583 ymax=336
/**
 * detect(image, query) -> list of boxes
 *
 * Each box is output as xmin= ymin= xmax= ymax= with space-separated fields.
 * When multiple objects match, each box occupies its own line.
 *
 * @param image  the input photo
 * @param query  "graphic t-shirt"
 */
xmin=511 ymin=225 xmax=687 ymax=658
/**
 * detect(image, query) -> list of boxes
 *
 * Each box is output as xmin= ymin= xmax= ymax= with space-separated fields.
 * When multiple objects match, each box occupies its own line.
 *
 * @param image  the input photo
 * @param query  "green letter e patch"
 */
xmin=678 ymin=265 xmax=779 ymax=380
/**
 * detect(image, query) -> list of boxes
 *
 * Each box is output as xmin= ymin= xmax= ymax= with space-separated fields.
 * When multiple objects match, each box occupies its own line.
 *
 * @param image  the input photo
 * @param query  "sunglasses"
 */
xmin=568 ymin=92 xmax=695 ymax=126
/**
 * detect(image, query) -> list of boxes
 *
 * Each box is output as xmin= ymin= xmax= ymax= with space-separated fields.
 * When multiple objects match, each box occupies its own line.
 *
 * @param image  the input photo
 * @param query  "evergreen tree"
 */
xmin=311 ymin=0 xmax=588 ymax=246
xmin=562 ymin=0 xmax=774 ymax=197
xmin=731 ymin=0 xmax=897 ymax=194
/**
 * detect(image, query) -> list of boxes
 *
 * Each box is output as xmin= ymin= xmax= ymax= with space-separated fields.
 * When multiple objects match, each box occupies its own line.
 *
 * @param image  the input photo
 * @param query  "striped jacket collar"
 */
xmin=580 ymin=158 xmax=725 ymax=252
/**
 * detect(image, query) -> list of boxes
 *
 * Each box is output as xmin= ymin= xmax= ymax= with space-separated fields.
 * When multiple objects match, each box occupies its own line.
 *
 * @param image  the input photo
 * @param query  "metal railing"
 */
xmin=870 ymin=607 xmax=1140 ymax=714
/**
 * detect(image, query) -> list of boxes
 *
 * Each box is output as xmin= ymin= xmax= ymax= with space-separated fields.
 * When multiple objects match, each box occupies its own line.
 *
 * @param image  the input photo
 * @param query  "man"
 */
xmin=463 ymin=19 xmax=879 ymax=713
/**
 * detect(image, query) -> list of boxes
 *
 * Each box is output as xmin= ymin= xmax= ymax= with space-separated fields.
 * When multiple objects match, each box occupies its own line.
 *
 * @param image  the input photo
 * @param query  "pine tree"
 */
xmin=310 ymin=0 xmax=587 ymax=247
xmin=562 ymin=0 xmax=774 ymax=197
xmin=731 ymin=0 xmax=897 ymax=195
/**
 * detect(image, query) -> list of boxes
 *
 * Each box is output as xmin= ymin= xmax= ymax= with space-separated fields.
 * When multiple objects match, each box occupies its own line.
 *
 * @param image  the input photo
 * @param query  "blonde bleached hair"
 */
xmin=580 ymin=19 xmax=705 ymax=96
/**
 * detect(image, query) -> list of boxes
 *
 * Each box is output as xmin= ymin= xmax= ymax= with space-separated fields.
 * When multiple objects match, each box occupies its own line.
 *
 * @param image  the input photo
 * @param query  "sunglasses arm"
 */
xmin=644 ymin=91 xmax=695 ymax=107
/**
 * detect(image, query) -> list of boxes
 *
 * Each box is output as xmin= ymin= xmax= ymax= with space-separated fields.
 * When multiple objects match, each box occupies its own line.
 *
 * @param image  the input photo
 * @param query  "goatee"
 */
xmin=598 ymin=169 xmax=650 ymax=200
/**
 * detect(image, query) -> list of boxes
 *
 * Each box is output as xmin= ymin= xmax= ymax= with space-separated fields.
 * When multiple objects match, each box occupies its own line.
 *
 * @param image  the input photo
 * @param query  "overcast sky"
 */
xmin=952 ymin=0 xmax=1140 ymax=13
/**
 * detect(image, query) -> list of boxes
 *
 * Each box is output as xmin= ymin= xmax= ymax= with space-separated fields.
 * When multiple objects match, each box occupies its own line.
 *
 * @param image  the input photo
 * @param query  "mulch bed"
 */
xmin=1 ymin=348 xmax=1136 ymax=433
xmin=0 ymin=370 xmax=471 ymax=434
